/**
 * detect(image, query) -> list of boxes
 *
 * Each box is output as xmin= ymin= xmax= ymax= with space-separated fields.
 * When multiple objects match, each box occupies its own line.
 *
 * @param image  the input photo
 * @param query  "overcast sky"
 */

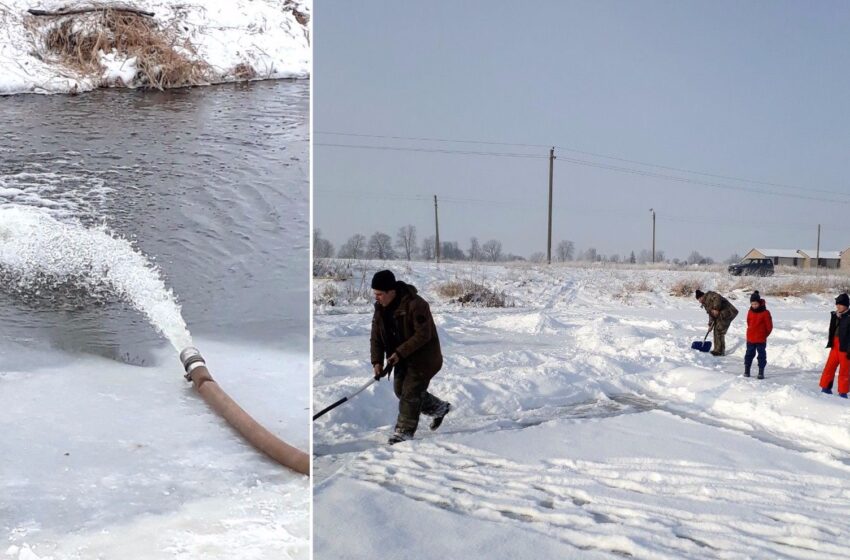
xmin=314 ymin=0 xmax=850 ymax=261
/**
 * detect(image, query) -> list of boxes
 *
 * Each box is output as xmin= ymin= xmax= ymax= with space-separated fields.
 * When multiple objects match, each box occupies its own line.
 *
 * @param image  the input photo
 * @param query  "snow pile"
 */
xmin=98 ymin=49 xmax=137 ymax=86
xmin=314 ymin=261 xmax=850 ymax=558
xmin=0 ymin=0 xmax=310 ymax=95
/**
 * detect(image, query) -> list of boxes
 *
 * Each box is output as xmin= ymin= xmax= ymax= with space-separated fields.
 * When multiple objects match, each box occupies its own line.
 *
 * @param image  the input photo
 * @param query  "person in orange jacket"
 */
xmin=744 ymin=290 xmax=772 ymax=379
xmin=820 ymin=293 xmax=850 ymax=398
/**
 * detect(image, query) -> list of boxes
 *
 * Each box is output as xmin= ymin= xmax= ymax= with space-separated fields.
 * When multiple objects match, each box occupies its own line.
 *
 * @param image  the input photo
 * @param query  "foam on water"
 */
xmin=0 ymin=168 xmax=112 ymax=220
xmin=0 ymin=205 xmax=192 ymax=350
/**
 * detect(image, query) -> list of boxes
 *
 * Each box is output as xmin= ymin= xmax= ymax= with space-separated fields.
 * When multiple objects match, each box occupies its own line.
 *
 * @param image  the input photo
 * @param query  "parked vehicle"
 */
xmin=728 ymin=258 xmax=775 ymax=276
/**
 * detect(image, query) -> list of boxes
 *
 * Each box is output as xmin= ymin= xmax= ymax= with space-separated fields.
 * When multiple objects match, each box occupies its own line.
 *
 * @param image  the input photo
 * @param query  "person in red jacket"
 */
xmin=745 ymin=290 xmax=773 ymax=379
xmin=819 ymin=293 xmax=850 ymax=398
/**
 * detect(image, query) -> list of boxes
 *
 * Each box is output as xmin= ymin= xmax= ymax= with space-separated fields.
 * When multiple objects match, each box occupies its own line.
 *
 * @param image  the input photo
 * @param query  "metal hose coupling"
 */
xmin=179 ymin=346 xmax=206 ymax=382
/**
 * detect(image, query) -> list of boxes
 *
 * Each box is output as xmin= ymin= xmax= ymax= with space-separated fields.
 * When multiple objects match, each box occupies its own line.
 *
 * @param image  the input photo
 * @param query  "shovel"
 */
xmin=691 ymin=323 xmax=714 ymax=352
xmin=313 ymin=364 xmax=393 ymax=420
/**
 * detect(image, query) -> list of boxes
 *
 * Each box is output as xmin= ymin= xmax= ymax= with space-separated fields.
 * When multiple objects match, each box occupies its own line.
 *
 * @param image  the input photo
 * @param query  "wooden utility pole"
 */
xmin=650 ymin=208 xmax=656 ymax=263
xmin=817 ymin=224 xmax=821 ymax=268
xmin=547 ymin=147 xmax=555 ymax=264
xmin=434 ymin=195 xmax=441 ymax=264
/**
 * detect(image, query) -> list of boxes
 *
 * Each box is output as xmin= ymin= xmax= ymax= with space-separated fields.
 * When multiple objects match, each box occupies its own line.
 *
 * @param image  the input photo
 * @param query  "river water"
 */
xmin=0 ymin=80 xmax=309 ymax=366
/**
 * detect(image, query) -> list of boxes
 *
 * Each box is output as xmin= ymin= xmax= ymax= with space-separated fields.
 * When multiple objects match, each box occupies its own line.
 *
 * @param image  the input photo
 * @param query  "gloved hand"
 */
xmin=373 ymin=363 xmax=384 ymax=379
xmin=387 ymin=353 xmax=400 ymax=366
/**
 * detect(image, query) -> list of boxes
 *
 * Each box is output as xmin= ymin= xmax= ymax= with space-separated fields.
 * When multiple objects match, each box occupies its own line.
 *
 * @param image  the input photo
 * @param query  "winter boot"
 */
xmin=743 ymin=366 xmax=751 ymax=378
xmin=822 ymin=388 xmax=833 ymax=395
xmin=840 ymin=393 xmax=848 ymax=399
xmin=429 ymin=402 xmax=452 ymax=431
xmin=388 ymin=429 xmax=414 ymax=445
xmin=757 ymin=368 xmax=765 ymax=380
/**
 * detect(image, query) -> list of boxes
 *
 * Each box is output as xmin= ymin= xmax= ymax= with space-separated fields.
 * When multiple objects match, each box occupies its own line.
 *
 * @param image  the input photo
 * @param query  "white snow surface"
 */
xmin=0 ymin=0 xmax=310 ymax=95
xmin=314 ymin=261 xmax=850 ymax=559
xmin=2 ymin=338 xmax=309 ymax=559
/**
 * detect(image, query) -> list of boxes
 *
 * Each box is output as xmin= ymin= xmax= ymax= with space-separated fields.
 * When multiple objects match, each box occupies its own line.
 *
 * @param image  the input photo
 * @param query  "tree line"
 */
xmin=314 ymin=227 xmax=734 ymax=265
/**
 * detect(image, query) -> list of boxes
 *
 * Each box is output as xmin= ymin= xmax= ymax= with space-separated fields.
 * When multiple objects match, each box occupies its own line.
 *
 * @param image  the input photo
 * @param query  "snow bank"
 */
xmin=0 ymin=0 xmax=310 ymax=95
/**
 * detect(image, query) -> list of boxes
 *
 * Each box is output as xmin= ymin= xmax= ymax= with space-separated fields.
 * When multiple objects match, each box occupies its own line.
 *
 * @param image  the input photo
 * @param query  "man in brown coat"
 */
xmin=696 ymin=289 xmax=739 ymax=356
xmin=370 ymin=270 xmax=451 ymax=444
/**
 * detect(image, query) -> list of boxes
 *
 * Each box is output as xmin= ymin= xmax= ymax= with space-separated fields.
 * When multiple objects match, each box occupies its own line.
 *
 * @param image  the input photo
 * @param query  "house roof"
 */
xmin=752 ymin=248 xmax=842 ymax=260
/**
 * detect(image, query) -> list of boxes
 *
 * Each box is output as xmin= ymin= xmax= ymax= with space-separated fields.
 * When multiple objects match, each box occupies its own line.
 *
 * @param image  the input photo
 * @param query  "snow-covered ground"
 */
xmin=314 ymin=261 xmax=850 ymax=559
xmin=2 ymin=337 xmax=309 ymax=560
xmin=0 ymin=0 xmax=310 ymax=95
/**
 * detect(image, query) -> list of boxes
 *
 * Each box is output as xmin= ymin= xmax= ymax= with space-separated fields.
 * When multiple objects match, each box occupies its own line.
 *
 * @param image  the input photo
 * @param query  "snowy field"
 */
xmin=314 ymin=261 xmax=850 ymax=559
xmin=0 ymin=0 xmax=310 ymax=95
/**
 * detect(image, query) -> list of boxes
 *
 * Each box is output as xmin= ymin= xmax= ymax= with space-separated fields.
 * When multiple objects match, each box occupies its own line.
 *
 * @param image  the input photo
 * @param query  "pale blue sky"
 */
xmin=314 ymin=0 xmax=850 ymax=261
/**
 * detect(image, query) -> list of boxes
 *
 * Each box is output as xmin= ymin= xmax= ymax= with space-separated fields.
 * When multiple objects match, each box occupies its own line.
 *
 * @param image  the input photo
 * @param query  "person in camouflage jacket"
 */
xmin=370 ymin=270 xmax=451 ymax=444
xmin=695 ymin=289 xmax=739 ymax=356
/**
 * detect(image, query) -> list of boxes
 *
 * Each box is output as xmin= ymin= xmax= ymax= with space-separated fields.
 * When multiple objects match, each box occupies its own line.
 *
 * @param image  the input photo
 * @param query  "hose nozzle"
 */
xmin=179 ymin=346 xmax=206 ymax=380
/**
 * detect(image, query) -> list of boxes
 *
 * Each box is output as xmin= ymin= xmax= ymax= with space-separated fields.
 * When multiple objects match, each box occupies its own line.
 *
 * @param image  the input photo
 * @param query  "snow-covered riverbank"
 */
xmin=0 ymin=0 xmax=310 ymax=95
xmin=314 ymin=261 xmax=850 ymax=559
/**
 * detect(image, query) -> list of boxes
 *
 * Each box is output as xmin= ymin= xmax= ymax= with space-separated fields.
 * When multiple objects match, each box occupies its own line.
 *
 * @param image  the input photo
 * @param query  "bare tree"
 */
xmin=629 ymin=251 xmax=636 ymax=264
xmin=609 ymin=254 xmax=621 ymax=263
xmin=529 ymin=251 xmax=546 ymax=263
xmin=313 ymin=229 xmax=334 ymax=258
xmin=367 ymin=231 xmax=396 ymax=260
xmin=395 ymin=225 xmax=418 ymax=261
xmin=725 ymin=253 xmax=741 ymax=264
xmin=687 ymin=251 xmax=704 ymax=265
xmin=421 ymin=236 xmax=436 ymax=260
xmin=441 ymin=241 xmax=465 ymax=261
xmin=582 ymin=247 xmax=598 ymax=262
xmin=468 ymin=237 xmax=482 ymax=261
xmin=482 ymin=239 xmax=502 ymax=262
xmin=338 ymin=233 xmax=366 ymax=259
xmin=556 ymin=240 xmax=575 ymax=262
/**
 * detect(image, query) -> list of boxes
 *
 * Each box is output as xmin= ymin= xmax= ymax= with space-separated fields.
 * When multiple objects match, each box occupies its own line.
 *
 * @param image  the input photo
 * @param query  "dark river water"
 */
xmin=0 ymin=80 xmax=309 ymax=365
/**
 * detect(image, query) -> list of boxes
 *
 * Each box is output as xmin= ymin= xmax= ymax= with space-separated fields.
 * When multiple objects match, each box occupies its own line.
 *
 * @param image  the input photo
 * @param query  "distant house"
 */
xmin=742 ymin=248 xmax=847 ymax=270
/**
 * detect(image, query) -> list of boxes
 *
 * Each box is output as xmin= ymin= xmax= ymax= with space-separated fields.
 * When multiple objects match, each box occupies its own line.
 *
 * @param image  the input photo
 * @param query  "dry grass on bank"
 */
xmin=29 ymin=9 xmax=211 ymax=89
xmin=437 ymin=279 xmax=511 ymax=308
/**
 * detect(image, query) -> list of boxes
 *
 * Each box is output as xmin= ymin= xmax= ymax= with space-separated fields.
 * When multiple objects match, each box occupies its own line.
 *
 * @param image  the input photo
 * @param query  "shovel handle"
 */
xmin=312 ymin=364 xmax=392 ymax=421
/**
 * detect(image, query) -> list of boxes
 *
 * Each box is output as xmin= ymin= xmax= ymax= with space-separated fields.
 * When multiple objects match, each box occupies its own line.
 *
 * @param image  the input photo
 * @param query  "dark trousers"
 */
xmin=393 ymin=365 xmax=445 ymax=434
xmin=713 ymin=307 xmax=739 ymax=355
xmin=744 ymin=342 xmax=766 ymax=373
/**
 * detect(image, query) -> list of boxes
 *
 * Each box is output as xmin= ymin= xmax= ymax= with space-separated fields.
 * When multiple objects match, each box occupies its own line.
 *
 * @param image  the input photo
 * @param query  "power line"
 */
xmin=317 ymin=130 xmax=850 ymax=200
xmin=318 ymin=141 xmax=850 ymax=204
xmin=555 ymin=156 xmax=850 ymax=205
xmin=315 ymin=142 xmax=547 ymax=159
xmin=315 ymin=187 xmax=850 ymax=233
xmin=315 ymin=130 xmax=550 ymax=149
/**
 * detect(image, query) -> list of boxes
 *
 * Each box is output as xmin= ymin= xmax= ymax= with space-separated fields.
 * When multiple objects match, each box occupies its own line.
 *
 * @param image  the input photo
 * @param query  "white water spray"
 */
xmin=0 ymin=205 xmax=192 ymax=350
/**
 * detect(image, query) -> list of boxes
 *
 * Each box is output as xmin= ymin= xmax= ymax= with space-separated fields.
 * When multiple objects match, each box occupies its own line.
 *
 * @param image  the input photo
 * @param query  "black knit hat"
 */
xmin=371 ymin=270 xmax=396 ymax=291
xmin=695 ymin=289 xmax=704 ymax=300
xmin=750 ymin=290 xmax=761 ymax=303
xmin=836 ymin=293 xmax=850 ymax=307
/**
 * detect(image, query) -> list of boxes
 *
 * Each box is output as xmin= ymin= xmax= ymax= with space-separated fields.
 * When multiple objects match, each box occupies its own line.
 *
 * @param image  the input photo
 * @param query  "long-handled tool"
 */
xmin=691 ymin=322 xmax=714 ymax=352
xmin=313 ymin=364 xmax=392 ymax=420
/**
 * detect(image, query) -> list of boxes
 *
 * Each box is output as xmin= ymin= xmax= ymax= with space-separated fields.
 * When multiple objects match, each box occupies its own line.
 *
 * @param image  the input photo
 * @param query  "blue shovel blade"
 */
xmin=691 ymin=340 xmax=712 ymax=352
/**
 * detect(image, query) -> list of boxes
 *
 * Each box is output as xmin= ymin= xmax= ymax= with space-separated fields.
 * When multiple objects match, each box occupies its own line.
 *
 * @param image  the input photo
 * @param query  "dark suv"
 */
xmin=728 ymin=258 xmax=775 ymax=276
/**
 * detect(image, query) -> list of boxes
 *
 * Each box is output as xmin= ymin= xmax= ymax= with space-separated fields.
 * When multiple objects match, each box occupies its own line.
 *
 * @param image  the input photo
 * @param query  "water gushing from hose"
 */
xmin=0 ymin=205 xmax=192 ymax=350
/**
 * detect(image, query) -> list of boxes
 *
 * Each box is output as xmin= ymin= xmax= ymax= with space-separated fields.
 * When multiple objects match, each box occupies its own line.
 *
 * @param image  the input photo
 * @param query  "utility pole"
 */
xmin=817 ymin=224 xmax=821 ymax=269
xmin=547 ymin=147 xmax=555 ymax=264
xmin=434 ymin=195 xmax=441 ymax=264
xmin=650 ymin=208 xmax=656 ymax=263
